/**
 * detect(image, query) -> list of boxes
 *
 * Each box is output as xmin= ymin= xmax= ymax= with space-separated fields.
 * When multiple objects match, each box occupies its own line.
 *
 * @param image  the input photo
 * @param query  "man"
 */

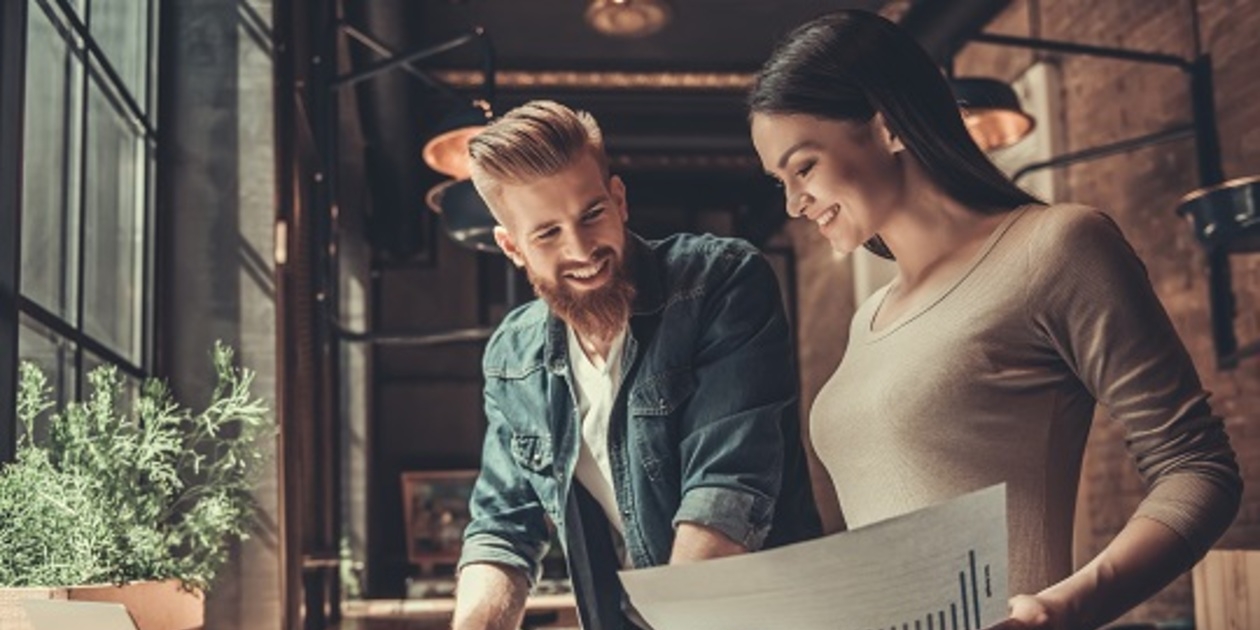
xmin=453 ymin=100 xmax=819 ymax=630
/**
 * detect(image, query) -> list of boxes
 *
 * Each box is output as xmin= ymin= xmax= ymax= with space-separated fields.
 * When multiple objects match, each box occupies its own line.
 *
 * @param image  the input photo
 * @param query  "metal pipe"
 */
xmin=314 ymin=4 xmax=344 ymax=622
xmin=1012 ymin=125 xmax=1194 ymax=182
xmin=331 ymin=31 xmax=478 ymax=91
xmin=1207 ymin=249 xmax=1239 ymax=369
xmin=1226 ymin=339 xmax=1260 ymax=366
xmin=338 ymin=22 xmax=464 ymax=102
xmin=1184 ymin=54 xmax=1238 ymax=368
xmin=979 ymin=33 xmax=1246 ymax=368
xmin=1189 ymin=55 xmax=1224 ymax=186
xmin=477 ymin=27 xmax=496 ymax=106
xmin=898 ymin=0 xmax=1015 ymax=64
xmin=970 ymin=32 xmax=1191 ymax=70
xmin=272 ymin=0 xmax=318 ymax=624
xmin=328 ymin=319 xmax=494 ymax=346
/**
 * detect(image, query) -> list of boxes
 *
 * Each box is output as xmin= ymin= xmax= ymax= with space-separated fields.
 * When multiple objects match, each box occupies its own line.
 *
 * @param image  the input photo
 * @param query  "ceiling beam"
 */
xmin=432 ymin=69 xmax=755 ymax=92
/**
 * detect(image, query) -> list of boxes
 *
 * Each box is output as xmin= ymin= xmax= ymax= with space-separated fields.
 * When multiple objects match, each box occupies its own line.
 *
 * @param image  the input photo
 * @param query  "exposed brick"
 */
xmin=954 ymin=0 xmax=1034 ymax=83
xmin=958 ymin=0 xmax=1260 ymax=623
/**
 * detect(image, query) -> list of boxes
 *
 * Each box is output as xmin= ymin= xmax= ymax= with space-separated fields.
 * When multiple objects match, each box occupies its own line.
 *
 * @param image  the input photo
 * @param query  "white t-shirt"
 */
xmin=566 ymin=325 xmax=631 ymax=568
xmin=568 ymin=325 xmax=667 ymax=629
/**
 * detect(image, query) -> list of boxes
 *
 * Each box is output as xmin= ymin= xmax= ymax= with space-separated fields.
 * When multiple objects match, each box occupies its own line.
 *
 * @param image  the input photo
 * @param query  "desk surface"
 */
xmin=342 ymin=594 xmax=576 ymax=620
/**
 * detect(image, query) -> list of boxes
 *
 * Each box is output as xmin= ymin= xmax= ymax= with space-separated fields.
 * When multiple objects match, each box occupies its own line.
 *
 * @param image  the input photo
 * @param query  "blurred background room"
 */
xmin=1 ymin=1 xmax=1258 ymax=629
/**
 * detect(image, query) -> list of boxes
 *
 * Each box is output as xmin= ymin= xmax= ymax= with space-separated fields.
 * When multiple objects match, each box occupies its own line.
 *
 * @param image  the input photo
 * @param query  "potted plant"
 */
xmin=0 ymin=343 xmax=271 ymax=630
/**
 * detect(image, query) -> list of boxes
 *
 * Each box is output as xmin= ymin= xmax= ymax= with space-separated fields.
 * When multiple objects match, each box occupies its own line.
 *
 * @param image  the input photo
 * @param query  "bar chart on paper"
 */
xmin=619 ymin=485 xmax=1009 ymax=630
xmin=864 ymin=550 xmax=997 ymax=630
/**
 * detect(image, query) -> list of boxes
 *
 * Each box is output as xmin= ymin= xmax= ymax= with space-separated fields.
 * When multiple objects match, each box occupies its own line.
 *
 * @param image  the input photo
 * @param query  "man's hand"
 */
xmin=452 ymin=563 xmax=530 ymax=630
xmin=669 ymin=522 xmax=747 ymax=564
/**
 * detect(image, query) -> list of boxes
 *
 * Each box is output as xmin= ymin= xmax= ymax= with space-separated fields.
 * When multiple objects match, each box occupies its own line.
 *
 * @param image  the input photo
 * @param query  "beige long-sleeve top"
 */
xmin=811 ymin=203 xmax=1242 ymax=596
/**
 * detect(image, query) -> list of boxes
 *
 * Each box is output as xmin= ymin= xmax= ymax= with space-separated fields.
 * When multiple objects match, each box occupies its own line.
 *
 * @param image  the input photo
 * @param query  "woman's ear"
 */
xmin=872 ymin=112 xmax=905 ymax=154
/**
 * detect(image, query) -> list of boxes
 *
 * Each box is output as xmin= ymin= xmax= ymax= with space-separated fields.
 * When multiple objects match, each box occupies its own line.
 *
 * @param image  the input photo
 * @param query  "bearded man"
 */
xmin=453 ymin=100 xmax=820 ymax=630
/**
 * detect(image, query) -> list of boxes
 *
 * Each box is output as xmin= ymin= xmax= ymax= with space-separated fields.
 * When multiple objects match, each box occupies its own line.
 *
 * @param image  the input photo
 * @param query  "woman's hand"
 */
xmin=987 ymin=518 xmax=1203 ymax=630
xmin=982 ymin=594 xmax=1072 ymax=630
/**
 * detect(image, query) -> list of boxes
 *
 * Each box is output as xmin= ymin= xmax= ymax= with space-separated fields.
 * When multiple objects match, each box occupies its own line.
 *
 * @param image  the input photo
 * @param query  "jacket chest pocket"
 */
xmin=626 ymin=371 xmax=696 ymax=482
xmin=629 ymin=370 xmax=696 ymax=416
xmin=510 ymin=434 xmax=554 ymax=474
xmin=510 ymin=434 xmax=559 ymax=515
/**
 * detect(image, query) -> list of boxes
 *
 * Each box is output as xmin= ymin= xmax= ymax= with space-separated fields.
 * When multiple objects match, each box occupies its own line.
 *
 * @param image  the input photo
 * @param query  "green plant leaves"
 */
xmin=0 ymin=341 xmax=272 ymax=591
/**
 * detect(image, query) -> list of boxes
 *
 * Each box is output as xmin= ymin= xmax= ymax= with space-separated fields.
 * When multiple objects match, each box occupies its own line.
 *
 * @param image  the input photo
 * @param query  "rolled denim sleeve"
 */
xmin=458 ymin=391 xmax=550 ymax=584
xmin=672 ymin=245 xmax=796 ymax=551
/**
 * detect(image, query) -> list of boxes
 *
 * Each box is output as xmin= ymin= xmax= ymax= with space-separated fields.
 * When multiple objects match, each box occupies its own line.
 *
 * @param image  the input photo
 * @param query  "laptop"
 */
xmin=22 ymin=599 xmax=140 ymax=630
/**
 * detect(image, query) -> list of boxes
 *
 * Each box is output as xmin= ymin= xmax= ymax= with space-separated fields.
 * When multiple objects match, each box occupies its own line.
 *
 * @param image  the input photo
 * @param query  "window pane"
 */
xmin=17 ymin=314 xmax=78 ymax=444
xmin=81 ymin=351 xmax=141 ymax=412
xmin=64 ymin=0 xmax=86 ymax=20
xmin=82 ymin=77 xmax=144 ymax=364
xmin=88 ymin=0 xmax=148 ymax=115
xmin=20 ymin=5 xmax=82 ymax=323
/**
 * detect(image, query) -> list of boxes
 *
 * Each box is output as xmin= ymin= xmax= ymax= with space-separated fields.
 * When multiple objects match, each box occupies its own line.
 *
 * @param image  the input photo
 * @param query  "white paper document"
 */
xmin=620 ymin=484 xmax=1008 ymax=630
xmin=22 ymin=600 xmax=139 ymax=630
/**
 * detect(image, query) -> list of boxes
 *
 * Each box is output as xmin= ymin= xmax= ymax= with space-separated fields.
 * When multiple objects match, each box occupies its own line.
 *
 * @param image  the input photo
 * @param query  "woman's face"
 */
xmin=751 ymin=112 xmax=905 ymax=256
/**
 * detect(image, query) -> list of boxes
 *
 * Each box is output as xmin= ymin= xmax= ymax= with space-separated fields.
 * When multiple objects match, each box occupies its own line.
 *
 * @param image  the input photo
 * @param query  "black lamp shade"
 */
xmin=425 ymin=178 xmax=500 ymax=253
xmin=422 ymin=100 xmax=493 ymax=179
xmin=1177 ymin=176 xmax=1260 ymax=253
xmin=951 ymin=77 xmax=1036 ymax=152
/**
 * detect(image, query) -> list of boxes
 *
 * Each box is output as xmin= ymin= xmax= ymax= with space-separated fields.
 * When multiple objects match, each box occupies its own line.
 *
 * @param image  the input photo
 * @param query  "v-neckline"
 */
xmin=865 ymin=205 xmax=1029 ymax=341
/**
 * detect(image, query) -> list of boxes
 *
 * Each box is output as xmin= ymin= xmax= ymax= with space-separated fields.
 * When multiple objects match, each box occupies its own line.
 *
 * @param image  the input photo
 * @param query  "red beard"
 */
xmin=527 ymin=246 xmax=636 ymax=342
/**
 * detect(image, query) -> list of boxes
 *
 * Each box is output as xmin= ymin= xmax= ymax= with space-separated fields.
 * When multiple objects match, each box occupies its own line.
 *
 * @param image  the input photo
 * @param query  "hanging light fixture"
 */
xmin=422 ymin=99 xmax=493 ymax=179
xmin=951 ymin=31 xmax=1260 ymax=368
xmin=336 ymin=26 xmax=495 ymax=179
xmin=1177 ymin=176 xmax=1260 ymax=253
xmin=419 ymin=27 xmax=496 ymax=180
xmin=585 ymin=0 xmax=672 ymax=38
xmin=951 ymin=77 xmax=1036 ymax=152
xmin=1177 ymin=176 xmax=1260 ymax=366
xmin=425 ymin=178 xmax=499 ymax=253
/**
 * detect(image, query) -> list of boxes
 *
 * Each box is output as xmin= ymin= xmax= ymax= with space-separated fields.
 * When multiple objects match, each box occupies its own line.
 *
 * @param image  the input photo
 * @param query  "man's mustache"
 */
xmin=557 ymin=247 xmax=617 ymax=275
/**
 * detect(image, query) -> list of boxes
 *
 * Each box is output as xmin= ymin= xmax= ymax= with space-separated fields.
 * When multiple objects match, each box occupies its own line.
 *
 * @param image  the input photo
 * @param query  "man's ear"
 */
xmin=872 ymin=112 xmax=905 ymax=154
xmin=494 ymin=226 xmax=526 ymax=268
xmin=609 ymin=174 xmax=629 ymax=222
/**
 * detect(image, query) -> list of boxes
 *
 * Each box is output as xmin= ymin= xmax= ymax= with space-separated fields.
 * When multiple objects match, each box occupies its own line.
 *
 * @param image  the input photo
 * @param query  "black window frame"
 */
xmin=0 ymin=0 xmax=29 ymax=464
xmin=1 ymin=0 xmax=160 ymax=464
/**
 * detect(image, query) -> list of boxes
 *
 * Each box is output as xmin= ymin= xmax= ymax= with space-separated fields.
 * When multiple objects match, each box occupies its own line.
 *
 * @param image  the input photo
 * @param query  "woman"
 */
xmin=748 ymin=10 xmax=1241 ymax=630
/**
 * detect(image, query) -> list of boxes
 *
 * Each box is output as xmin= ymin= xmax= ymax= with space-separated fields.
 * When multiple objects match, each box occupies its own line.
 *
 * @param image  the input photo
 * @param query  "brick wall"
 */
xmin=956 ymin=0 xmax=1260 ymax=623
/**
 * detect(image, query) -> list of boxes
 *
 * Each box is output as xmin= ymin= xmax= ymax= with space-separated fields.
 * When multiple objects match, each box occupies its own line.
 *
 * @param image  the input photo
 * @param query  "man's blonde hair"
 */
xmin=468 ymin=100 xmax=608 ymax=221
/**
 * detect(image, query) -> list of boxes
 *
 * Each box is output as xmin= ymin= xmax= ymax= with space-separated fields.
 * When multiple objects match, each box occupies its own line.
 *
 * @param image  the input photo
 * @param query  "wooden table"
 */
xmin=338 ymin=595 xmax=578 ymax=630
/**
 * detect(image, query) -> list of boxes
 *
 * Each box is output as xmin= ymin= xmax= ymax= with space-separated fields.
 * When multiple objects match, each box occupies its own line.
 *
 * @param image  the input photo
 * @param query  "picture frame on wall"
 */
xmin=401 ymin=470 xmax=478 ymax=570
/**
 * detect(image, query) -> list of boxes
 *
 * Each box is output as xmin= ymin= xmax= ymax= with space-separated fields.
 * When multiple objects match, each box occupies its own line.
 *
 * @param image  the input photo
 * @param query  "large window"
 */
xmin=4 ymin=0 xmax=157 ymax=431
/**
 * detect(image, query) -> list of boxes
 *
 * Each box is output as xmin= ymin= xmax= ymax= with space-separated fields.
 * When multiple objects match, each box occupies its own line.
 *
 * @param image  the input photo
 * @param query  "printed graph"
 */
xmin=620 ymin=484 xmax=1010 ymax=630
xmin=864 ymin=549 xmax=998 ymax=630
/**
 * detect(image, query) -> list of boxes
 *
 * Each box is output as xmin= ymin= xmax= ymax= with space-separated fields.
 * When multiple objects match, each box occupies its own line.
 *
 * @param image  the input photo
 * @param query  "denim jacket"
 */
xmin=460 ymin=232 xmax=820 ymax=617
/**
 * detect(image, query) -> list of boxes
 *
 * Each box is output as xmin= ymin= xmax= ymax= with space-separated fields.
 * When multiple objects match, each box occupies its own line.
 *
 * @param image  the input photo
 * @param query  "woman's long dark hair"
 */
xmin=749 ymin=10 xmax=1040 ymax=259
